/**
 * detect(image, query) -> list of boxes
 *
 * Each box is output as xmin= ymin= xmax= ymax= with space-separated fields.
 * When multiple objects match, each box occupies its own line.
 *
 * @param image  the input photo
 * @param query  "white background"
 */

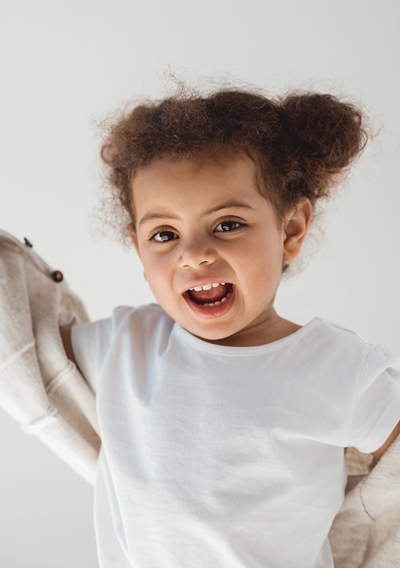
xmin=1 ymin=1 xmax=399 ymax=566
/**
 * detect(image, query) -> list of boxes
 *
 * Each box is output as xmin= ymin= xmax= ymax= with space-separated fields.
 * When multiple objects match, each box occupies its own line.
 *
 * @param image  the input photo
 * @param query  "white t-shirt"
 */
xmin=71 ymin=304 xmax=400 ymax=568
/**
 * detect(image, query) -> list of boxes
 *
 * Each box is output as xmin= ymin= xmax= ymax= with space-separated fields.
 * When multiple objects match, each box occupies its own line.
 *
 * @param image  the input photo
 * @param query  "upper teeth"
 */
xmin=190 ymin=282 xmax=225 ymax=291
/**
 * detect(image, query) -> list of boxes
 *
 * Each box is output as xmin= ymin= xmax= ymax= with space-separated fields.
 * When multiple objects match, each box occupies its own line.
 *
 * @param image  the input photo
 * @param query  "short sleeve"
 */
xmin=71 ymin=317 xmax=112 ymax=395
xmin=348 ymin=344 xmax=400 ymax=453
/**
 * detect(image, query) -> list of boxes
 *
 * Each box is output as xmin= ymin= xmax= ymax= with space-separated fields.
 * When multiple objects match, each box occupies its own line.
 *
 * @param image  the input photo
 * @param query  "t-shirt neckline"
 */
xmin=173 ymin=317 xmax=320 ymax=355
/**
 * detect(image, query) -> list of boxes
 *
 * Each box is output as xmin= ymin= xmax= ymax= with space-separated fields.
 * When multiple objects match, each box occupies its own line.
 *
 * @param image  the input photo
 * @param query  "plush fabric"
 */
xmin=330 ymin=445 xmax=400 ymax=567
xmin=0 ymin=228 xmax=100 ymax=484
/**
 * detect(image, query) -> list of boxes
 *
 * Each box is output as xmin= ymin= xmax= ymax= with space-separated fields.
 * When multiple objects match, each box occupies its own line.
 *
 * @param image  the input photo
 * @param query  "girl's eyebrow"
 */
xmin=138 ymin=200 xmax=254 ymax=227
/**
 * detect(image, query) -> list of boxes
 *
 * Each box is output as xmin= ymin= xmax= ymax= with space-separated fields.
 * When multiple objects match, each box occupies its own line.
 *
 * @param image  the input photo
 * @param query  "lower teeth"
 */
xmin=202 ymin=291 xmax=232 ymax=308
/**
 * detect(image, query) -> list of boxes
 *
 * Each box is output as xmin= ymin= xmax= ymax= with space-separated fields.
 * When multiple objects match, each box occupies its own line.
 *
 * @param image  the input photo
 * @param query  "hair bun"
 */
xmin=280 ymin=93 xmax=368 ymax=173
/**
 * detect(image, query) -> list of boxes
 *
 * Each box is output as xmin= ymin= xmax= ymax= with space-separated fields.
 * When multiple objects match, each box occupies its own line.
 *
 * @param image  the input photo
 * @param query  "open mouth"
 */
xmin=185 ymin=282 xmax=233 ymax=307
xmin=183 ymin=283 xmax=235 ymax=318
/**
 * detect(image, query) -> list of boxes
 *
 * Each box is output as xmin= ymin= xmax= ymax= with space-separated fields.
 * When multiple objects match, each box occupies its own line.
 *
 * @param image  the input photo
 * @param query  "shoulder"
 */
xmin=301 ymin=319 xmax=400 ymax=400
xmin=63 ymin=304 xmax=173 ymax=389
xmin=313 ymin=318 xmax=400 ymax=367
xmin=302 ymin=318 xmax=378 ymax=369
xmin=311 ymin=318 xmax=400 ymax=363
xmin=67 ymin=303 xmax=172 ymax=347
xmin=313 ymin=317 xmax=374 ymax=347
xmin=111 ymin=303 xmax=173 ymax=333
xmin=99 ymin=303 xmax=175 ymax=354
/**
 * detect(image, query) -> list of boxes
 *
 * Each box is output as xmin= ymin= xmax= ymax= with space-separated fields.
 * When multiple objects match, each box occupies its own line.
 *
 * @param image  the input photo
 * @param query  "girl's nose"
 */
xmin=178 ymin=239 xmax=217 ymax=269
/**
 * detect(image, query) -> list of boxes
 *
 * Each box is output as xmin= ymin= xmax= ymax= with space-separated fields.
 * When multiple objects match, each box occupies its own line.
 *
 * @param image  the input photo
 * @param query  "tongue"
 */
xmin=189 ymin=284 xmax=228 ymax=304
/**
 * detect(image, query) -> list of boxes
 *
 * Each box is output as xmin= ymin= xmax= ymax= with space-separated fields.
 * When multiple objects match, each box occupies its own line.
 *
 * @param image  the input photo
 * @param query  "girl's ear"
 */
xmin=283 ymin=198 xmax=313 ymax=261
xmin=127 ymin=223 xmax=140 ymax=257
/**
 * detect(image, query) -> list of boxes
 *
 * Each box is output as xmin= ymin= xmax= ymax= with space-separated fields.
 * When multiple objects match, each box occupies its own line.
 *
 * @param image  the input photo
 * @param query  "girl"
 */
xmin=61 ymin=86 xmax=400 ymax=567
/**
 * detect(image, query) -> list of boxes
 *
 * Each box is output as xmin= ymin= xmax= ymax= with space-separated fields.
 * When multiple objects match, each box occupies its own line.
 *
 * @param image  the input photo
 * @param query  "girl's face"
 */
xmin=130 ymin=155 xmax=310 ymax=346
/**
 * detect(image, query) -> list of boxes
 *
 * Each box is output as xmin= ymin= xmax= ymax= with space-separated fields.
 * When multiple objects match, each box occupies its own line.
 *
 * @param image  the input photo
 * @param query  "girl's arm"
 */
xmin=60 ymin=325 xmax=81 ymax=373
xmin=371 ymin=421 xmax=400 ymax=460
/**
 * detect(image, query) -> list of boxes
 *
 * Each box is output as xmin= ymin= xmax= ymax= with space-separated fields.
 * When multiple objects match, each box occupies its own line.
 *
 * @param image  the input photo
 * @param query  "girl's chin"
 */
xmin=183 ymin=325 xmax=239 ymax=344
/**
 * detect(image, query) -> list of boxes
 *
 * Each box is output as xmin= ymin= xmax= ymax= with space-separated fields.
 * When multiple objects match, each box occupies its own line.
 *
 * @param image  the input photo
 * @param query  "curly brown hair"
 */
xmin=100 ymin=85 xmax=368 ymax=238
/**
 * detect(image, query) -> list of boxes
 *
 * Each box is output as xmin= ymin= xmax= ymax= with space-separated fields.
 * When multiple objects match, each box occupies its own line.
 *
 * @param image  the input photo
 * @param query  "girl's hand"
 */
xmin=371 ymin=421 xmax=400 ymax=460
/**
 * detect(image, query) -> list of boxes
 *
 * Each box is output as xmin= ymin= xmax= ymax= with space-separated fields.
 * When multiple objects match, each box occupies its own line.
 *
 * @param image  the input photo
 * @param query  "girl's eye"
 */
xmin=215 ymin=220 xmax=243 ymax=232
xmin=150 ymin=230 xmax=178 ymax=242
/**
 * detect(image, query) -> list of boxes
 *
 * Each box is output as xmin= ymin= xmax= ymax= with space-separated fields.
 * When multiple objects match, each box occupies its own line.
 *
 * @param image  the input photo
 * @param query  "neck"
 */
xmin=206 ymin=309 xmax=302 ymax=347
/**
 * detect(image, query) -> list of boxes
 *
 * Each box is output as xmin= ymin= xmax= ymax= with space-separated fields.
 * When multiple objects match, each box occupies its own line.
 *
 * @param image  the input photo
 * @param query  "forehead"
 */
xmin=132 ymin=154 xmax=260 ymax=200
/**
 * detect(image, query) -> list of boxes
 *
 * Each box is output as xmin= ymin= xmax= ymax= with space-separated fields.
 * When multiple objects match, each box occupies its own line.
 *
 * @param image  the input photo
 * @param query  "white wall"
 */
xmin=1 ymin=0 xmax=399 ymax=565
